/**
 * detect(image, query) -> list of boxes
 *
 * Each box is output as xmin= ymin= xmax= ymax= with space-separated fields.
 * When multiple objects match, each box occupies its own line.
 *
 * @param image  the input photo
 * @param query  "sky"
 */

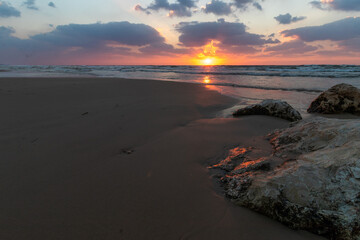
xmin=0 ymin=0 xmax=360 ymax=65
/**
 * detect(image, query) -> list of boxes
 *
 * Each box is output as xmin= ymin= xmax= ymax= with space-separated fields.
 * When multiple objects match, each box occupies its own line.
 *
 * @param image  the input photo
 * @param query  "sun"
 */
xmin=203 ymin=58 xmax=213 ymax=65
xmin=199 ymin=57 xmax=222 ymax=66
xmin=192 ymin=40 xmax=223 ymax=66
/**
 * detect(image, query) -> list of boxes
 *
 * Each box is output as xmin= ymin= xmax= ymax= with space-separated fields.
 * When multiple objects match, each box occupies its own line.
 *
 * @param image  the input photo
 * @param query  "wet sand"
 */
xmin=0 ymin=78 xmax=325 ymax=239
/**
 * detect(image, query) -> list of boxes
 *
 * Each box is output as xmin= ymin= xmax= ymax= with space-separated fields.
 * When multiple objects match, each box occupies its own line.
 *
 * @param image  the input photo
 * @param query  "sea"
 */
xmin=1 ymin=65 xmax=360 ymax=116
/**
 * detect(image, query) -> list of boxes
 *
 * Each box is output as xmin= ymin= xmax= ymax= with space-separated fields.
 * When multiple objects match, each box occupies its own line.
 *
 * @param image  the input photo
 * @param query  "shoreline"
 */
xmin=0 ymin=77 xmax=324 ymax=239
xmin=0 ymin=75 xmax=319 ymax=118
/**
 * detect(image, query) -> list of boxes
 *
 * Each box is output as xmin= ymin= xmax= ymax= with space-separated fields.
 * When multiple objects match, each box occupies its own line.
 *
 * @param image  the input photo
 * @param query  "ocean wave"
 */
xmin=132 ymin=69 xmax=360 ymax=78
xmin=1 ymin=64 xmax=360 ymax=79
xmin=109 ymin=65 xmax=360 ymax=78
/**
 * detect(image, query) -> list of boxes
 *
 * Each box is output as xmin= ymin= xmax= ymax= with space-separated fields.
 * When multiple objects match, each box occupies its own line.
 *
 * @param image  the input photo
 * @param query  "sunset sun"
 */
xmin=194 ymin=40 xmax=223 ymax=66
xmin=203 ymin=58 xmax=214 ymax=65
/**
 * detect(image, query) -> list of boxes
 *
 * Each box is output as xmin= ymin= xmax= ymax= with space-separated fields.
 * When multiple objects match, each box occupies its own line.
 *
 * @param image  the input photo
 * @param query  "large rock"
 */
xmin=308 ymin=83 xmax=360 ymax=114
xmin=212 ymin=117 xmax=360 ymax=240
xmin=233 ymin=100 xmax=302 ymax=122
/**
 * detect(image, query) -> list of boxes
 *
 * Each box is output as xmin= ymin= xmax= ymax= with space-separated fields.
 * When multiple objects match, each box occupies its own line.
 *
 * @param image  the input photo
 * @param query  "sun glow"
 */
xmin=193 ymin=40 xmax=223 ymax=65
xmin=199 ymin=57 xmax=221 ymax=65
xmin=203 ymin=58 xmax=213 ymax=65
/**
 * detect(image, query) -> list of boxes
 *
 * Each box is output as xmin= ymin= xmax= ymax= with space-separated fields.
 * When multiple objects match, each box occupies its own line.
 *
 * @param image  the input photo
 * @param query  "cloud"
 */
xmin=252 ymin=2 xmax=262 ymax=10
xmin=281 ymin=17 xmax=360 ymax=42
xmin=218 ymin=44 xmax=258 ymax=54
xmin=177 ymin=0 xmax=197 ymax=8
xmin=0 ymin=21 xmax=184 ymax=64
xmin=339 ymin=37 xmax=360 ymax=51
xmin=0 ymin=1 xmax=21 ymax=18
xmin=233 ymin=0 xmax=261 ymax=10
xmin=139 ymin=42 xmax=189 ymax=55
xmin=136 ymin=0 xmax=262 ymax=17
xmin=309 ymin=1 xmax=323 ymax=9
xmin=23 ymin=0 xmax=38 ymax=10
xmin=135 ymin=0 xmax=197 ymax=17
xmin=48 ymin=2 xmax=56 ymax=8
xmin=281 ymin=17 xmax=360 ymax=54
xmin=176 ymin=19 xmax=279 ymax=54
xmin=264 ymin=40 xmax=318 ymax=55
xmin=274 ymin=13 xmax=306 ymax=25
xmin=202 ymin=0 xmax=232 ymax=16
xmin=134 ymin=5 xmax=151 ymax=14
xmin=310 ymin=0 xmax=360 ymax=11
xmin=0 ymin=26 xmax=15 ymax=36
xmin=31 ymin=22 xmax=166 ymax=47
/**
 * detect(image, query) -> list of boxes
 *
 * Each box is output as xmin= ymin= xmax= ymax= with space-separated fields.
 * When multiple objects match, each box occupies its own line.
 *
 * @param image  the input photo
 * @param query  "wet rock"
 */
xmin=214 ymin=117 xmax=360 ymax=240
xmin=233 ymin=100 xmax=302 ymax=122
xmin=308 ymin=83 xmax=360 ymax=114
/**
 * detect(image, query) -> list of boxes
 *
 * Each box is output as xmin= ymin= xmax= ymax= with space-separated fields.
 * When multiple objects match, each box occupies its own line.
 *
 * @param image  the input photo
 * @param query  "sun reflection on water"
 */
xmin=203 ymin=76 xmax=211 ymax=84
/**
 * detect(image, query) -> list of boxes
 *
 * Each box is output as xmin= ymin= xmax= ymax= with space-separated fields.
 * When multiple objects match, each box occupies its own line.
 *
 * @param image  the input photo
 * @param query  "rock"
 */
xmin=308 ymin=83 xmax=360 ymax=114
xmin=213 ymin=117 xmax=360 ymax=240
xmin=233 ymin=100 xmax=302 ymax=122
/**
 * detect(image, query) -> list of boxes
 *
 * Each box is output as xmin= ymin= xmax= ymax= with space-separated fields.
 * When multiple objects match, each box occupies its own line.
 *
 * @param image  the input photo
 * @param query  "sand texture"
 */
xmin=0 ymin=78 xmax=324 ymax=240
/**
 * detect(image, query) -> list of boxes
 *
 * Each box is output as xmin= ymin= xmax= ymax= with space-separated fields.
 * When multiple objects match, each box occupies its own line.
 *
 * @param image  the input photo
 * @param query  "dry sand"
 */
xmin=0 ymin=78 xmax=324 ymax=239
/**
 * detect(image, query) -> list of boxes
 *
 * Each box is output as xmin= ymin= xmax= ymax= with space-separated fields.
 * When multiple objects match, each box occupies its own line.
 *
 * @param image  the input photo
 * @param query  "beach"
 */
xmin=2 ymin=65 xmax=360 ymax=117
xmin=0 ymin=77 xmax=325 ymax=239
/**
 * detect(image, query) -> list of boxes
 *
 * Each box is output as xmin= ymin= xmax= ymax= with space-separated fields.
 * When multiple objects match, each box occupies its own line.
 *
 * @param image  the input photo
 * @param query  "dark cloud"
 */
xmin=176 ymin=19 xmax=279 ymax=54
xmin=134 ymin=5 xmax=151 ymax=14
xmin=0 ymin=1 xmax=21 ymax=18
xmin=218 ymin=44 xmax=258 ymax=54
xmin=135 ymin=0 xmax=197 ymax=17
xmin=177 ymin=0 xmax=196 ymax=8
xmin=310 ymin=0 xmax=360 ymax=11
xmin=31 ymin=22 xmax=166 ymax=47
xmin=274 ymin=13 xmax=306 ymax=25
xmin=338 ymin=37 xmax=360 ymax=51
xmin=281 ymin=17 xmax=360 ymax=54
xmin=233 ymin=0 xmax=261 ymax=10
xmin=148 ymin=0 xmax=170 ymax=9
xmin=264 ymin=40 xmax=318 ymax=55
xmin=0 ymin=27 xmax=42 ymax=64
xmin=281 ymin=17 xmax=360 ymax=42
xmin=0 ymin=26 xmax=14 ymax=36
xmin=309 ymin=1 xmax=323 ymax=9
xmin=136 ymin=0 xmax=262 ymax=17
xmin=202 ymin=0 xmax=232 ymax=16
xmin=201 ymin=0 xmax=263 ymax=17
xmin=139 ymin=42 xmax=189 ymax=55
xmin=0 ymin=21 xmax=184 ymax=64
xmin=48 ymin=2 xmax=56 ymax=8
xmin=252 ymin=2 xmax=262 ymax=10
xmin=23 ymin=0 xmax=38 ymax=10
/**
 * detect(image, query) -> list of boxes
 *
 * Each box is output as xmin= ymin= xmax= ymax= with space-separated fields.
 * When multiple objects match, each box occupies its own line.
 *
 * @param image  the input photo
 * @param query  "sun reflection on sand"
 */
xmin=234 ymin=157 xmax=268 ymax=170
xmin=211 ymin=147 xmax=251 ymax=169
